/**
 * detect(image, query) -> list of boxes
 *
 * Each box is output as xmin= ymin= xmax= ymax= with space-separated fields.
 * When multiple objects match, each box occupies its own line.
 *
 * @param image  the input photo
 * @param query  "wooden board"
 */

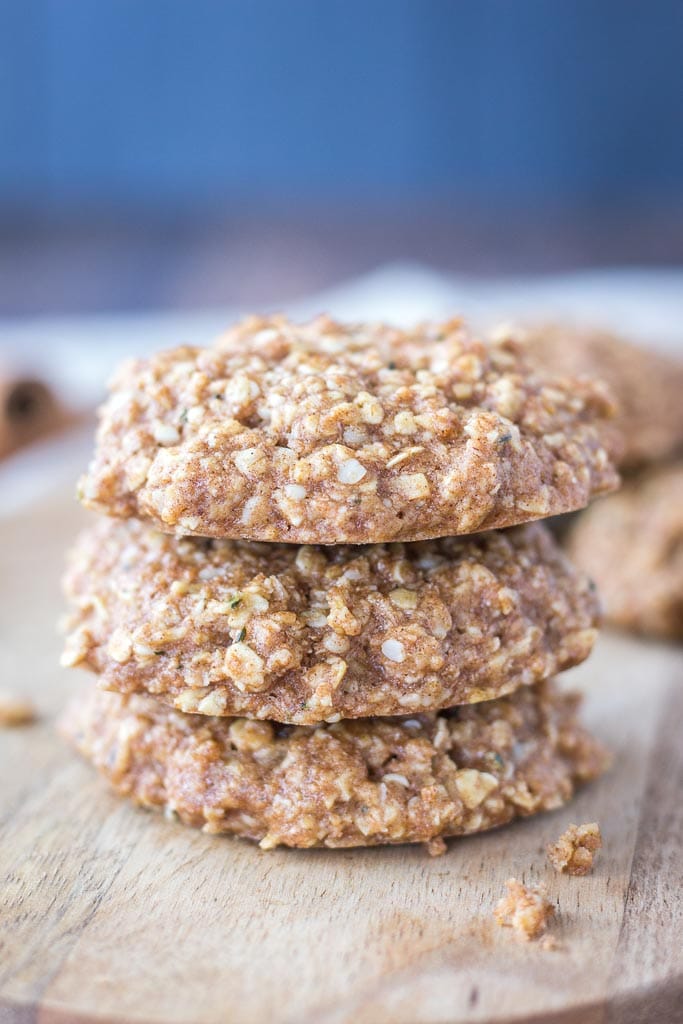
xmin=1 ymin=488 xmax=682 ymax=1024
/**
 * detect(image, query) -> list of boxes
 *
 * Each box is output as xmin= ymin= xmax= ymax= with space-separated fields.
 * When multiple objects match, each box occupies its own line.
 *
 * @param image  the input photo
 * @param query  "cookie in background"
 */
xmin=567 ymin=463 xmax=683 ymax=641
xmin=522 ymin=323 xmax=683 ymax=640
xmin=0 ymin=370 xmax=73 ymax=461
xmin=521 ymin=323 xmax=683 ymax=471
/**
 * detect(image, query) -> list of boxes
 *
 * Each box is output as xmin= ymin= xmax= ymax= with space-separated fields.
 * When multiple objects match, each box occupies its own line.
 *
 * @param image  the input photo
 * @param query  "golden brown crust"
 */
xmin=523 ymin=324 xmax=683 ymax=470
xmin=59 ymin=680 xmax=608 ymax=849
xmin=547 ymin=822 xmax=602 ymax=875
xmin=567 ymin=463 xmax=683 ymax=640
xmin=78 ymin=315 xmax=618 ymax=544
xmin=62 ymin=519 xmax=600 ymax=724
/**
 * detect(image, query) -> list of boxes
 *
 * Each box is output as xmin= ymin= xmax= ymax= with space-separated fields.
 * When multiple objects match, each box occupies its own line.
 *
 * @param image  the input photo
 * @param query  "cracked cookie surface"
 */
xmin=78 ymin=315 xmax=618 ymax=544
xmin=62 ymin=519 xmax=600 ymax=724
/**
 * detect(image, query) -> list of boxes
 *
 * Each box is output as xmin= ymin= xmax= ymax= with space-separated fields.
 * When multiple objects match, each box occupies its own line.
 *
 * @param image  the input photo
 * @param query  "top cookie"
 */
xmin=523 ymin=323 xmax=683 ymax=470
xmin=79 ymin=315 xmax=619 ymax=544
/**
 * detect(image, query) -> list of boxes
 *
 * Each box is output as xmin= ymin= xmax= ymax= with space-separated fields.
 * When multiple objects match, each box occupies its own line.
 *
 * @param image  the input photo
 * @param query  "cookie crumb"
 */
xmin=0 ymin=691 xmax=37 ymax=727
xmin=547 ymin=822 xmax=602 ymax=875
xmin=494 ymin=878 xmax=555 ymax=941
xmin=426 ymin=836 xmax=447 ymax=857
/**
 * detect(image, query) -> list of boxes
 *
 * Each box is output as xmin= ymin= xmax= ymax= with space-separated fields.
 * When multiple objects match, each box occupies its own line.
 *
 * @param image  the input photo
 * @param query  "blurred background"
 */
xmin=1 ymin=0 xmax=683 ymax=494
xmin=2 ymin=0 xmax=683 ymax=315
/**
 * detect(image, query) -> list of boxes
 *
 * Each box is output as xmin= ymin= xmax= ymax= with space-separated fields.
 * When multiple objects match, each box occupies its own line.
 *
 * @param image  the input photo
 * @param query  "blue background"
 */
xmin=2 ymin=0 xmax=683 ymax=212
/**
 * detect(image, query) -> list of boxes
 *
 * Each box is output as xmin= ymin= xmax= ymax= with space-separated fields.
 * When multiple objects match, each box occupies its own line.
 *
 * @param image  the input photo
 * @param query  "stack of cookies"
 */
xmin=60 ymin=316 xmax=617 ymax=851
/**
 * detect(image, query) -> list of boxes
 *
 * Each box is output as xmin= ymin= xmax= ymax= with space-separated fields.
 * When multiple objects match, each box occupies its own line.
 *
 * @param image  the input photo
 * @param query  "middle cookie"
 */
xmin=62 ymin=519 xmax=599 ymax=725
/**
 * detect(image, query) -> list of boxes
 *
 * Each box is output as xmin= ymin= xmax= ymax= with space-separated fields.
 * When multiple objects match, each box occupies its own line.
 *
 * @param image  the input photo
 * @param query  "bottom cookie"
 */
xmin=60 ymin=682 xmax=608 ymax=850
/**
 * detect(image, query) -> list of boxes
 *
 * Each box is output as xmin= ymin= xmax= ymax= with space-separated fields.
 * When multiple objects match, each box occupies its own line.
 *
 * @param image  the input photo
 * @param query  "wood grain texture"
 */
xmin=0 ymin=488 xmax=682 ymax=1024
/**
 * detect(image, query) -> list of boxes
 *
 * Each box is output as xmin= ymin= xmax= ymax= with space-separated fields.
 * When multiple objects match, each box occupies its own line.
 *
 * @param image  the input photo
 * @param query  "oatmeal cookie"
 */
xmin=60 ymin=680 xmax=608 ymax=849
xmin=78 ymin=315 xmax=618 ymax=544
xmin=566 ymin=463 xmax=683 ymax=639
xmin=62 ymin=519 xmax=599 ymax=724
xmin=523 ymin=324 xmax=683 ymax=470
